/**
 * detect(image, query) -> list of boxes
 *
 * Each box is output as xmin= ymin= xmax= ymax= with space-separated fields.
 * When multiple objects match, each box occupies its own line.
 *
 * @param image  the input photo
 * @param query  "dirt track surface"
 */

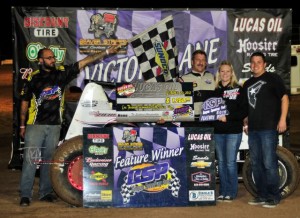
xmin=1 ymin=64 xmax=300 ymax=218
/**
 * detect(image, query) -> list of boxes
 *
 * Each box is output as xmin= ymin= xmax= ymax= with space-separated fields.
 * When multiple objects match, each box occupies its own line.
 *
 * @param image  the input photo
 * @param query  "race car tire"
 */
xmin=242 ymin=146 xmax=300 ymax=199
xmin=50 ymin=136 xmax=83 ymax=207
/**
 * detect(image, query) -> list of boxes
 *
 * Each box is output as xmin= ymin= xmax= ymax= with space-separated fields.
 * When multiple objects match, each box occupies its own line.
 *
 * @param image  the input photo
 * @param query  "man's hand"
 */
xmin=218 ymin=116 xmax=227 ymax=122
xmin=157 ymin=118 xmax=166 ymax=124
xmin=277 ymin=119 xmax=287 ymax=133
xmin=106 ymin=43 xmax=127 ymax=55
xmin=20 ymin=127 xmax=26 ymax=138
xmin=79 ymin=42 xmax=127 ymax=70
xmin=243 ymin=117 xmax=248 ymax=135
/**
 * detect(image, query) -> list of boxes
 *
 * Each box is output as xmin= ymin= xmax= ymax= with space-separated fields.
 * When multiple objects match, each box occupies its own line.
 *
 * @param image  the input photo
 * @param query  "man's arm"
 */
xmin=277 ymin=94 xmax=289 ymax=133
xmin=20 ymin=100 xmax=29 ymax=138
xmin=78 ymin=45 xmax=121 ymax=70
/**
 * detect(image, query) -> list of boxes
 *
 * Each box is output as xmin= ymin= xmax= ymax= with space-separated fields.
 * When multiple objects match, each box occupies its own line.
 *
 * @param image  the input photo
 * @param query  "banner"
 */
xmin=12 ymin=8 xmax=291 ymax=87
xmin=83 ymin=127 xmax=215 ymax=208
xmin=227 ymin=9 xmax=291 ymax=87
xmin=128 ymin=15 xmax=178 ymax=82
xmin=10 ymin=7 xmax=291 ymax=169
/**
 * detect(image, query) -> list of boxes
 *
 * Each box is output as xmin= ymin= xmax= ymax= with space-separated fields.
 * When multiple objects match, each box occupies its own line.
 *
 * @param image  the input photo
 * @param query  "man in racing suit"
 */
xmin=178 ymin=49 xmax=215 ymax=127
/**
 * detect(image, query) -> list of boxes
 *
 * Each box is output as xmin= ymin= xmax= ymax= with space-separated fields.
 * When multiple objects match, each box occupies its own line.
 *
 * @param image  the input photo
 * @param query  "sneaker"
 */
xmin=248 ymin=197 xmax=266 ymax=205
xmin=20 ymin=197 xmax=30 ymax=207
xmin=40 ymin=193 xmax=58 ymax=202
xmin=224 ymin=196 xmax=233 ymax=202
xmin=262 ymin=200 xmax=279 ymax=208
xmin=216 ymin=195 xmax=224 ymax=202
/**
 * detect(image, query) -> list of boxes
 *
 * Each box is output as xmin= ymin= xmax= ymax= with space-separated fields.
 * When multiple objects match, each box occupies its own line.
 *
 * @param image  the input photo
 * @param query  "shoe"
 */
xmin=262 ymin=199 xmax=279 ymax=208
xmin=40 ymin=193 xmax=58 ymax=202
xmin=216 ymin=195 xmax=224 ymax=202
xmin=224 ymin=196 xmax=233 ymax=202
xmin=20 ymin=197 xmax=30 ymax=207
xmin=248 ymin=197 xmax=266 ymax=205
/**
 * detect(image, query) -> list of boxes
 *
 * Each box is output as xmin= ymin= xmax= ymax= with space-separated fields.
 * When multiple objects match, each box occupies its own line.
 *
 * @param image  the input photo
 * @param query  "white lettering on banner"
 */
xmin=202 ymin=98 xmax=224 ymax=110
xmin=151 ymin=147 xmax=184 ymax=162
xmin=195 ymin=38 xmax=220 ymax=64
xmin=207 ymin=38 xmax=219 ymax=64
xmin=115 ymin=154 xmax=149 ymax=169
xmin=117 ymin=57 xmax=130 ymax=81
xmin=84 ymin=56 xmax=143 ymax=82
xmin=233 ymin=18 xmax=266 ymax=32
xmin=236 ymin=38 xmax=278 ymax=53
xmin=105 ymin=60 xmax=117 ymax=81
xmin=233 ymin=17 xmax=283 ymax=32
xmin=179 ymin=45 xmax=192 ymax=71
xmin=179 ymin=38 xmax=220 ymax=73
xmin=86 ymin=63 xmax=103 ymax=81
xmin=242 ymin=63 xmax=276 ymax=73
xmin=267 ymin=18 xmax=283 ymax=32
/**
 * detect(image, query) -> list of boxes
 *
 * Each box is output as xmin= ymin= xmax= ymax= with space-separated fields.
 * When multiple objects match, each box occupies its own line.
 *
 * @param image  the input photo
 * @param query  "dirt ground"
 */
xmin=1 ymin=64 xmax=300 ymax=218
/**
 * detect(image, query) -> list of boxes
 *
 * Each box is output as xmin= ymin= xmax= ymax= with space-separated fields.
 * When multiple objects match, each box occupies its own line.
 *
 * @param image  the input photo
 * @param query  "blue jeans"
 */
xmin=20 ymin=125 xmax=61 ymax=199
xmin=248 ymin=130 xmax=280 ymax=202
xmin=215 ymin=133 xmax=242 ymax=198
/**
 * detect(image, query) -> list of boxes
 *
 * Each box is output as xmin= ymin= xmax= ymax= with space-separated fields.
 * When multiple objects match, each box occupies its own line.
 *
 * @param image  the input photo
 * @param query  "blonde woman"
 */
xmin=214 ymin=60 xmax=247 ymax=202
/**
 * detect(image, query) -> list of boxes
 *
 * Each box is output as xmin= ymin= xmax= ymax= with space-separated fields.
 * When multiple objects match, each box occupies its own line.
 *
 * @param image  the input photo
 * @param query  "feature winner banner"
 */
xmin=83 ymin=127 xmax=215 ymax=208
xmin=116 ymin=82 xmax=194 ymax=122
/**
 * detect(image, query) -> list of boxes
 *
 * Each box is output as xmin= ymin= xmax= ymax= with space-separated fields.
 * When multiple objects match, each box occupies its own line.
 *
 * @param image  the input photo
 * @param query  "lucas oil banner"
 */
xmin=83 ymin=127 xmax=215 ymax=207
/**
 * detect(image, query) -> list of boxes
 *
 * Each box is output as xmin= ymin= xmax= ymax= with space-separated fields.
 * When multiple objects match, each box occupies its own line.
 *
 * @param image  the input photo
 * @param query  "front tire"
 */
xmin=242 ymin=146 xmax=300 ymax=199
xmin=50 ymin=136 xmax=83 ymax=207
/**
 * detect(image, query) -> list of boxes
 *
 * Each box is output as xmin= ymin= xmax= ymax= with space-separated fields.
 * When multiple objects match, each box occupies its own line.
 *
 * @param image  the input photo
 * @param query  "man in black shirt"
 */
xmin=243 ymin=51 xmax=289 ymax=208
xmin=19 ymin=45 xmax=120 ymax=207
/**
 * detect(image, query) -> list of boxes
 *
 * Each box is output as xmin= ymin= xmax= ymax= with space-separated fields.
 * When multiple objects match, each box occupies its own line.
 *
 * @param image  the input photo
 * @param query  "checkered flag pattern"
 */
xmin=114 ymin=127 xmax=186 ymax=205
xmin=120 ymin=175 xmax=136 ymax=204
xmin=168 ymin=167 xmax=180 ymax=197
xmin=128 ymin=15 xmax=179 ymax=82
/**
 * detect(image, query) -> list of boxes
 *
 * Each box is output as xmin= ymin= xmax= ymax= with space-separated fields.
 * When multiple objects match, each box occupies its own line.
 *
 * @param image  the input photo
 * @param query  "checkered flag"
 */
xmin=128 ymin=15 xmax=178 ymax=82
xmin=168 ymin=167 xmax=180 ymax=197
xmin=120 ymin=175 xmax=136 ymax=204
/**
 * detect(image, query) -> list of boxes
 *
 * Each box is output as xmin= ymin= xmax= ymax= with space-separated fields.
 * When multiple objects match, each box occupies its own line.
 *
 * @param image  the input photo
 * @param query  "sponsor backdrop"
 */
xmin=10 ymin=8 xmax=291 ymax=167
xmin=12 ymin=8 xmax=291 ymax=87
xmin=83 ymin=127 xmax=215 ymax=208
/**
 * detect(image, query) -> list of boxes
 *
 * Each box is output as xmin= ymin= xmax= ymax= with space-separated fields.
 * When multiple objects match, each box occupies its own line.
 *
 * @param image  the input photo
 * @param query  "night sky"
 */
xmin=1 ymin=0 xmax=298 ymax=59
